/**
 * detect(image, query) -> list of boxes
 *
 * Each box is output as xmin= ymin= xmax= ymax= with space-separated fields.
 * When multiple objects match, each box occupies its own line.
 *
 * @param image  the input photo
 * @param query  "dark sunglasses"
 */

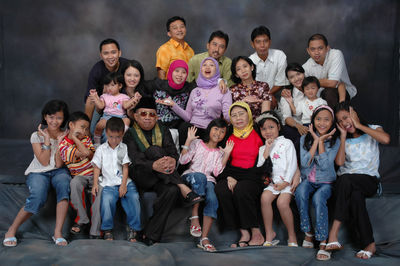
xmin=139 ymin=111 xmax=157 ymax=117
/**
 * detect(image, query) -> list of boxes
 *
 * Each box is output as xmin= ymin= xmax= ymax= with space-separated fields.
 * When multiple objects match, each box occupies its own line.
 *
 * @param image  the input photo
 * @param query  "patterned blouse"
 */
xmin=230 ymin=81 xmax=274 ymax=119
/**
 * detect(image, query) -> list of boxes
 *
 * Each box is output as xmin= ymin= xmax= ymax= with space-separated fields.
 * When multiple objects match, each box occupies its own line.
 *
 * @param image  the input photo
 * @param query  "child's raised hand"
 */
xmin=37 ymin=124 xmax=50 ymax=140
xmin=119 ymin=184 xmax=127 ymax=198
xmin=336 ymin=123 xmax=347 ymax=138
xmin=186 ymin=126 xmax=199 ymax=143
xmin=156 ymin=98 xmax=174 ymax=107
xmin=91 ymin=184 xmax=98 ymax=196
xmin=349 ymin=107 xmax=361 ymax=129
xmin=221 ymin=140 xmax=235 ymax=154
xmin=320 ymin=128 xmax=336 ymax=142
xmin=274 ymin=181 xmax=289 ymax=191
xmin=57 ymin=130 xmax=69 ymax=144
xmin=309 ymin=124 xmax=319 ymax=141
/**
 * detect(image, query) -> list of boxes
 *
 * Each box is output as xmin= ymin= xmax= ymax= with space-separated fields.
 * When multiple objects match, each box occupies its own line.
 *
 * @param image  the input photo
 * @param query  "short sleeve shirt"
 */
xmin=100 ymin=93 xmax=130 ymax=116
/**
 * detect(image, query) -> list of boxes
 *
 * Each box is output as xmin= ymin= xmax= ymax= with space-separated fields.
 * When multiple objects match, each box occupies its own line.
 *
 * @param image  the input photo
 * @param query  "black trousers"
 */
xmin=144 ymin=181 xmax=180 ymax=241
xmin=320 ymin=87 xmax=351 ymax=108
xmin=333 ymin=174 xmax=379 ymax=247
xmin=215 ymin=178 xmax=263 ymax=230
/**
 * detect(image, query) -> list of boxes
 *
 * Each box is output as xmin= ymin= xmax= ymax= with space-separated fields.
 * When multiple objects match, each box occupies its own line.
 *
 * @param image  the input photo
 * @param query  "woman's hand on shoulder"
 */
xmin=243 ymin=95 xmax=262 ymax=104
xmin=156 ymin=97 xmax=174 ymax=107
xmin=218 ymin=79 xmax=228 ymax=94
xmin=281 ymin=89 xmax=292 ymax=99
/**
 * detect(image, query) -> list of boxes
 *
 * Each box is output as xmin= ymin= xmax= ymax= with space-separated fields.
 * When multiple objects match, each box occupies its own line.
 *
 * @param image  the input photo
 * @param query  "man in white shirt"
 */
xmin=249 ymin=26 xmax=289 ymax=95
xmin=302 ymin=33 xmax=356 ymax=107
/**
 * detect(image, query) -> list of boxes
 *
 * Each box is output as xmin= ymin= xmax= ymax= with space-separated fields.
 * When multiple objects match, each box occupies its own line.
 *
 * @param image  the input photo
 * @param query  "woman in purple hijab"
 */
xmin=159 ymin=57 xmax=232 ymax=146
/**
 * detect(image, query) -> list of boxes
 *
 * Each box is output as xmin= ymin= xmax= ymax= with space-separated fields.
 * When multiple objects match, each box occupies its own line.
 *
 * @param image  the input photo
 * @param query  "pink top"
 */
xmin=179 ymin=139 xmax=225 ymax=183
xmin=100 ymin=93 xmax=130 ymax=116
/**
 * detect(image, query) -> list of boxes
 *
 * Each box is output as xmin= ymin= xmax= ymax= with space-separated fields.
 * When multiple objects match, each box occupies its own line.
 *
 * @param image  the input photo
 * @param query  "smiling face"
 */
xmin=235 ymin=59 xmax=254 ymax=83
xmin=208 ymin=126 xmax=226 ymax=144
xmin=100 ymin=43 xmax=121 ymax=71
xmin=314 ymin=109 xmax=333 ymax=135
xmin=134 ymin=108 xmax=158 ymax=131
xmin=172 ymin=67 xmax=187 ymax=85
xmin=230 ymin=106 xmax=249 ymax=130
xmin=303 ymin=82 xmax=319 ymax=100
xmin=251 ymin=34 xmax=271 ymax=59
xmin=201 ymin=59 xmax=217 ymax=79
xmin=307 ymin=39 xmax=329 ymax=65
xmin=124 ymin=66 xmax=141 ymax=89
xmin=260 ymin=119 xmax=280 ymax=140
xmin=167 ymin=20 xmax=186 ymax=41
xmin=287 ymin=70 xmax=305 ymax=89
xmin=336 ymin=110 xmax=356 ymax=134
xmin=44 ymin=111 xmax=64 ymax=131
xmin=207 ymin=37 xmax=227 ymax=60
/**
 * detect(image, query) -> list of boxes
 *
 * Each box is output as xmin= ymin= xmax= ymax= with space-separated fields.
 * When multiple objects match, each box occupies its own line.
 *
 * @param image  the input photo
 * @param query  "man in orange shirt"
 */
xmin=156 ymin=16 xmax=194 ymax=79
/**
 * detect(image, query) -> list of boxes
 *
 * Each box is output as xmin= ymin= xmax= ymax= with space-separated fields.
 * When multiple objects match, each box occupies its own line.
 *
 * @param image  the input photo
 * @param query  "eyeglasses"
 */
xmin=139 ymin=111 xmax=157 ymax=118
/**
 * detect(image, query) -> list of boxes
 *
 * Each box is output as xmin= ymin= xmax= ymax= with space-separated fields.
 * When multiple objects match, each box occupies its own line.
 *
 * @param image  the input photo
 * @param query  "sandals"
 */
xmin=356 ymin=250 xmax=373 ymax=259
xmin=197 ymin=237 xmax=216 ymax=252
xmin=52 ymin=236 xmax=68 ymax=246
xmin=231 ymin=240 xmax=249 ymax=248
xmin=302 ymin=232 xmax=314 ymax=248
xmin=189 ymin=216 xmax=202 ymax=237
xmin=325 ymin=241 xmax=344 ymax=251
xmin=127 ymin=228 xmax=138 ymax=242
xmin=184 ymin=191 xmax=204 ymax=206
xmin=263 ymin=239 xmax=280 ymax=247
xmin=70 ymin=223 xmax=88 ymax=235
xmin=103 ymin=230 xmax=114 ymax=241
xmin=288 ymin=241 xmax=298 ymax=247
xmin=3 ymin=236 xmax=17 ymax=247
xmin=316 ymin=249 xmax=331 ymax=261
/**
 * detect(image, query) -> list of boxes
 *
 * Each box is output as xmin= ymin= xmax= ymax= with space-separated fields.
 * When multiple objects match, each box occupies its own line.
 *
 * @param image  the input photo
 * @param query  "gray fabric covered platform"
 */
xmin=1 ymin=139 xmax=400 ymax=265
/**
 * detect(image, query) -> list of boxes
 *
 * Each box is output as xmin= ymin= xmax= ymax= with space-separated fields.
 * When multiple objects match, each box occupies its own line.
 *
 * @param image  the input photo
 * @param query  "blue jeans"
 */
xmin=100 ymin=182 xmax=141 ymax=231
xmin=295 ymin=180 xmax=332 ymax=241
xmin=24 ymin=168 xmax=71 ymax=214
xmin=182 ymin=172 xmax=218 ymax=219
xmin=90 ymin=110 xmax=107 ymax=142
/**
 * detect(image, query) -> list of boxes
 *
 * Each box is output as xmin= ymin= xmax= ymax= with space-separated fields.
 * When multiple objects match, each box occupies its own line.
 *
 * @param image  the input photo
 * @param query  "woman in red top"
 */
xmin=215 ymin=101 xmax=267 ymax=247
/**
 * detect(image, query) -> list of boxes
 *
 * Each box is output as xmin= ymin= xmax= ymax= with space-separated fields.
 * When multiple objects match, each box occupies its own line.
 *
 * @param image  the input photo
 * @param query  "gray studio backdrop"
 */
xmin=0 ymin=0 xmax=399 ymax=144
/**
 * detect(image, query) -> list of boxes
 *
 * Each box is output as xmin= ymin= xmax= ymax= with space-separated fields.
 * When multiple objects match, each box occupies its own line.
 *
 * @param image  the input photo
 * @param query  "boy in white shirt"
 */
xmin=283 ymin=76 xmax=327 ymax=125
xmin=91 ymin=117 xmax=141 ymax=241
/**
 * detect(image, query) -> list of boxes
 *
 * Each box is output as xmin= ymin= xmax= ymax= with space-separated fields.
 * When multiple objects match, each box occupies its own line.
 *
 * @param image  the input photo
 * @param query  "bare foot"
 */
xmin=249 ymin=231 xmax=264 ymax=246
xmin=265 ymin=231 xmax=276 ymax=243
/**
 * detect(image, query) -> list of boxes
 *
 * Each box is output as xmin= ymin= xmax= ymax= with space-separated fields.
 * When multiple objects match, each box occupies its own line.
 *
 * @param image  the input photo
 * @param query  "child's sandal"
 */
xmin=103 ymin=230 xmax=113 ymax=241
xmin=189 ymin=216 xmax=202 ymax=237
xmin=184 ymin=191 xmax=204 ymax=206
xmin=197 ymin=237 xmax=216 ymax=252
xmin=127 ymin=228 xmax=137 ymax=242
xmin=302 ymin=232 xmax=314 ymax=248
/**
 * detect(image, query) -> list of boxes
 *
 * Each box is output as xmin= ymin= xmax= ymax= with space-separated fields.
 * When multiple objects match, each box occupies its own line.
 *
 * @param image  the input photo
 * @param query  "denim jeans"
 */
xmin=100 ymin=182 xmax=141 ymax=231
xmin=24 ymin=168 xmax=71 ymax=214
xmin=294 ymin=180 xmax=332 ymax=241
xmin=182 ymin=172 xmax=218 ymax=219
xmin=90 ymin=110 xmax=107 ymax=142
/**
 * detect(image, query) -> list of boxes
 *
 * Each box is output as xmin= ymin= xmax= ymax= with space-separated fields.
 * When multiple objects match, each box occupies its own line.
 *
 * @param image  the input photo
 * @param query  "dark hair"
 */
xmin=203 ymin=118 xmax=228 ymax=143
xmin=208 ymin=30 xmax=229 ymax=48
xmin=231 ymin=56 xmax=257 ymax=84
xmin=106 ymin=117 xmax=125 ymax=133
xmin=166 ymin=16 xmax=186 ymax=31
xmin=303 ymin=107 xmax=338 ymax=150
xmin=103 ymin=72 xmax=124 ymax=87
xmin=308 ymin=33 xmax=328 ymax=47
xmin=301 ymin=76 xmax=320 ymax=92
xmin=334 ymin=101 xmax=368 ymax=138
xmin=120 ymin=59 xmax=145 ymax=94
xmin=285 ymin=62 xmax=305 ymax=78
xmin=67 ymin=111 xmax=90 ymax=129
xmin=99 ymin=38 xmax=120 ymax=52
xmin=256 ymin=111 xmax=282 ymax=136
xmin=41 ymin=100 xmax=69 ymax=128
xmin=251 ymin=26 xmax=271 ymax=42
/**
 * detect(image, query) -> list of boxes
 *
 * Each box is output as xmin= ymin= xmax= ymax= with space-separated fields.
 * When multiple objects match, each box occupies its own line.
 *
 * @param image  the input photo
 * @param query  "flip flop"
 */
xmin=52 ymin=236 xmax=68 ymax=246
xmin=326 ymin=241 xmax=343 ymax=251
xmin=231 ymin=240 xmax=249 ymax=248
xmin=316 ymin=249 xmax=331 ymax=261
xmin=356 ymin=250 xmax=373 ymax=259
xmin=263 ymin=239 xmax=280 ymax=247
xmin=288 ymin=241 xmax=298 ymax=247
xmin=3 ymin=237 xmax=17 ymax=247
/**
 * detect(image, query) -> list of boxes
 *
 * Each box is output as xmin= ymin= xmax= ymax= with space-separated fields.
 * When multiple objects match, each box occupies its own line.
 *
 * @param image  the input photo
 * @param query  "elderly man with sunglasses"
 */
xmin=123 ymin=97 xmax=184 ymax=245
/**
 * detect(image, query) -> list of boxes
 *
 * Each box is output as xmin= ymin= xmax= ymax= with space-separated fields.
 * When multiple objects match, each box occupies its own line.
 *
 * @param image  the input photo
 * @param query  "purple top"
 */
xmin=171 ymin=85 xmax=232 ymax=128
xmin=196 ymin=57 xmax=220 ymax=89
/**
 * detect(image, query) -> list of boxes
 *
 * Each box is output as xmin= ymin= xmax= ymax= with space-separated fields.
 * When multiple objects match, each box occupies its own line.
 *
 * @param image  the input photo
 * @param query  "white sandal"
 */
xmin=302 ymin=232 xmax=314 ymax=248
xmin=316 ymin=249 xmax=331 ymax=261
xmin=197 ymin=237 xmax=216 ymax=252
xmin=189 ymin=216 xmax=202 ymax=237
xmin=356 ymin=250 xmax=373 ymax=259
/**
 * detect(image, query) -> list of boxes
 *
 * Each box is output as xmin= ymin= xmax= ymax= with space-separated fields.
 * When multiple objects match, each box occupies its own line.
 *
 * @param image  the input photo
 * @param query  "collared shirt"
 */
xmin=302 ymin=48 xmax=357 ymax=98
xmin=91 ymin=141 xmax=131 ymax=187
xmin=278 ymin=87 xmax=304 ymax=125
xmin=187 ymin=51 xmax=233 ymax=87
xmin=59 ymin=136 xmax=95 ymax=176
xmin=295 ymin=97 xmax=327 ymax=124
xmin=156 ymin=38 xmax=194 ymax=78
xmin=249 ymin=49 xmax=289 ymax=88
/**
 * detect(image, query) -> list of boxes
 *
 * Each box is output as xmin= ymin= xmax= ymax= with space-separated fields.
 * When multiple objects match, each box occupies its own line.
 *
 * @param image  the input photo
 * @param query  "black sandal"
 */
xmin=103 ymin=230 xmax=113 ymax=241
xmin=184 ymin=191 xmax=204 ymax=206
xmin=231 ymin=240 xmax=249 ymax=248
xmin=70 ymin=223 xmax=88 ymax=235
xmin=127 ymin=228 xmax=137 ymax=242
